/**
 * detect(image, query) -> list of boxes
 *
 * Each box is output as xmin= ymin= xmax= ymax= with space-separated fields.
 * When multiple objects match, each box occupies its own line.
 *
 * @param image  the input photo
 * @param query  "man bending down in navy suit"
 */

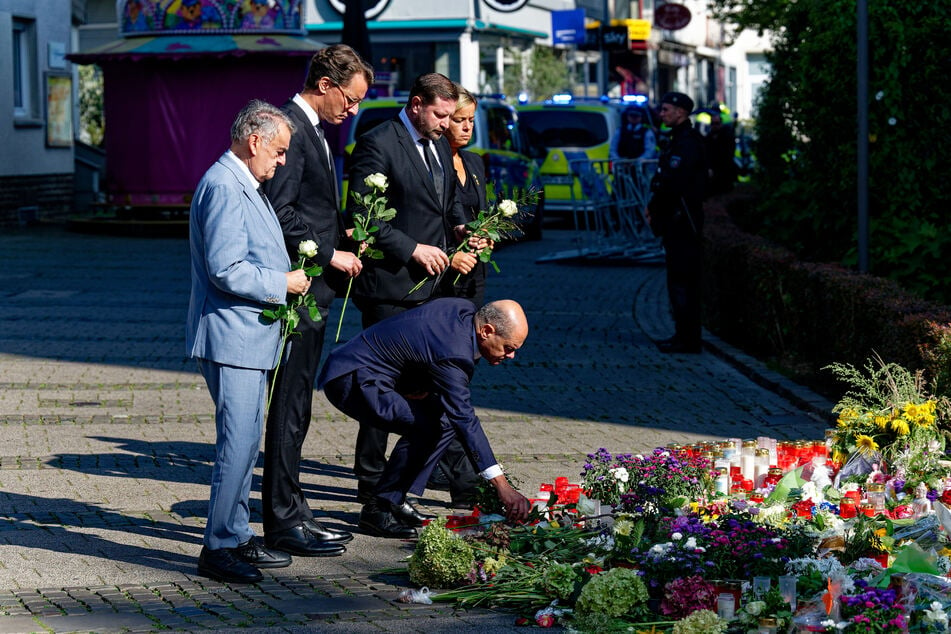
xmin=186 ymin=100 xmax=311 ymax=583
xmin=317 ymin=298 xmax=532 ymax=538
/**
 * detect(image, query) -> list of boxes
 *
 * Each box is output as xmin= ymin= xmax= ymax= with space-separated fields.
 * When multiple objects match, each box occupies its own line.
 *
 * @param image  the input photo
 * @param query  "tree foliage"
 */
xmin=504 ymin=46 xmax=571 ymax=101
xmin=712 ymin=0 xmax=951 ymax=304
xmin=78 ymin=64 xmax=104 ymax=147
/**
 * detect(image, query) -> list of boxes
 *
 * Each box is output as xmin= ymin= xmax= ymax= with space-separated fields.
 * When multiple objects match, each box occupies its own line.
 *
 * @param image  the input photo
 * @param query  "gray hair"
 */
xmin=230 ymin=99 xmax=296 ymax=145
xmin=476 ymin=302 xmax=513 ymax=338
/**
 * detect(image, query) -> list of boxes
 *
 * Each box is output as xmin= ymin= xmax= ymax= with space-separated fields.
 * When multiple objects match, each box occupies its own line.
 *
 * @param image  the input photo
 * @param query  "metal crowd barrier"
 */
xmin=537 ymin=158 xmax=665 ymax=264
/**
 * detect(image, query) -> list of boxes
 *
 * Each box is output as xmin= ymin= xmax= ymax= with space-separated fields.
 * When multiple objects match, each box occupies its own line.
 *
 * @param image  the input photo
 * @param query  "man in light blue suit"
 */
xmin=186 ymin=100 xmax=315 ymax=583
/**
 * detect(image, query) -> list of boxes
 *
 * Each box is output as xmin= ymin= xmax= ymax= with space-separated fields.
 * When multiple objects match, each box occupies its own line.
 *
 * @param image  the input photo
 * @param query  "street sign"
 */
xmin=552 ymin=9 xmax=586 ymax=46
xmin=579 ymin=25 xmax=634 ymax=51
xmin=600 ymin=26 xmax=630 ymax=50
xmin=626 ymin=19 xmax=651 ymax=41
xmin=654 ymin=3 xmax=691 ymax=31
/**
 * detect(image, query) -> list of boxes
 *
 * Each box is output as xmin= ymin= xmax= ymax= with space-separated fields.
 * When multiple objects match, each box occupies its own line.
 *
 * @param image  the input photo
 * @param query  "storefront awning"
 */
xmin=68 ymin=34 xmax=323 ymax=63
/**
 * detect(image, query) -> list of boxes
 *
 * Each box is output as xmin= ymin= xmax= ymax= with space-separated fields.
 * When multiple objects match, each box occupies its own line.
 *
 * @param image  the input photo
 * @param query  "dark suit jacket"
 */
xmin=346 ymin=115 xmax=460 ymax=304
xmin=263 ymin=99 xmax=346 ymax=305
xmin=317 ymin=298 xmax=496 ymax=471
xmin=446 ymin=149 xmax=488 ymax=300
xmin=458 ymin=149 xmax=488 ymax=220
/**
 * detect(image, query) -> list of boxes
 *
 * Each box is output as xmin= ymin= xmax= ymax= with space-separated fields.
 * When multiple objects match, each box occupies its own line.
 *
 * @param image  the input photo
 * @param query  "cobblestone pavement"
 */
xmin=0 ymin=225 xmax=833 ymax=633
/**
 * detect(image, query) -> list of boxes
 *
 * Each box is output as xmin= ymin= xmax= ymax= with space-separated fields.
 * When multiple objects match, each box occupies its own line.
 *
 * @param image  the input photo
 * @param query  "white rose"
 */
xmin=498 ymin=199 xmax=518 ymax=217
xmin=298 ymin=240 xmax=318 ymax=258
xmin=365 ymin=172 xmax=388 ymax=191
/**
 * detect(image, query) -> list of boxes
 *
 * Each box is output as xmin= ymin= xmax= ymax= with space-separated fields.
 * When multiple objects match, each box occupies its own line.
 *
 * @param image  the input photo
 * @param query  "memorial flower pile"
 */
xmin=391 ymin=358 xmax=951 ymax=631
xmin=832 ymin=578 xmax=908 ymax=632
xmin=582 ymin=447 xmax=715 ymax=512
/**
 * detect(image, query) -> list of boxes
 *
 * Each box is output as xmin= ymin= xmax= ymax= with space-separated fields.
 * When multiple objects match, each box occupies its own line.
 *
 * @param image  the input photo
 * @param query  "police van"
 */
xmin=341 ymin=96 xmax=543 ymax=240
xmin=515 ymin=95 xmax=628 ymax=218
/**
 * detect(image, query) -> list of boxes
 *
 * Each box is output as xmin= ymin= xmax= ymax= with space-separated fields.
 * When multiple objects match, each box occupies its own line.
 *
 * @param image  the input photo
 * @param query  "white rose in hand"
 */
xmin=298 ymin=240 xmax=318 ymax=259
xmin=499 ymin=199 xmax=518 ymax=217
xmin=364 ymin=173 xmax=388 ymax=191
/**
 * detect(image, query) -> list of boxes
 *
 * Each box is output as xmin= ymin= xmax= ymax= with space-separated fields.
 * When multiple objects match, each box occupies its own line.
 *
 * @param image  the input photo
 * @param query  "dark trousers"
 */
xmin=663 ymin=222 xmax=703 ymax=346
xmin=324 ymin=369 xmax=458 ymax=506
xmin=350 ymin=299 xmax=418 ymax=494
xmin=350 ymin=297 xmax=479 ymax=500
xmin=261 ymin=300 xmax=329 ymax=534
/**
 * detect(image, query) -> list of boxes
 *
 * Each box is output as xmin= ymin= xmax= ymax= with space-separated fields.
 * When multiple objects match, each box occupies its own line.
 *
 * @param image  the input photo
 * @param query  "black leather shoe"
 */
xmin=303 ymin=518 xmax=354 ymax=544
xmin=387 ymin=499 xmax=436 ymax=528
xmin=198 ymin=546 xmax=263 ymax=584
xmin=235 ymin=536 xmax=292 ymax=569
xmin=358 ymin=504 xmax=418 ymax=539
xmin=265 ymin=525 xmax=346 ymax=557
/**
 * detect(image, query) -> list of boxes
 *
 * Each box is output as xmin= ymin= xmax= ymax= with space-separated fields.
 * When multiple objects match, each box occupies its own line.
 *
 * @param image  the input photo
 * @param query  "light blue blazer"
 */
xmin=185 ymin=153 xmax=290 ymax=370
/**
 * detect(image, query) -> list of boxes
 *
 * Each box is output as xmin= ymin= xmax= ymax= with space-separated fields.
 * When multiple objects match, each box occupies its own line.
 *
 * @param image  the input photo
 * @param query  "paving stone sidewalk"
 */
xmin=0 ymin=225 xmax=832 ymax=633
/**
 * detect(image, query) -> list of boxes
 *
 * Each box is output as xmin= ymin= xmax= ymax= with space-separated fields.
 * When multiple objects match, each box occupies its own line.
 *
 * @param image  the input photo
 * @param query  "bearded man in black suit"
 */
xmin=345 ymin=72 xmax=473 ymax=504
xmin=261 ymin=44 xmax=373 ymax=557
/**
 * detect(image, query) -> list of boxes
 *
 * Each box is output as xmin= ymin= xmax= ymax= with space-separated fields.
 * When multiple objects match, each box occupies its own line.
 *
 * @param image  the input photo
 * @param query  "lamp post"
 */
xmin=857 ymin=0 xmax=869 ymax=272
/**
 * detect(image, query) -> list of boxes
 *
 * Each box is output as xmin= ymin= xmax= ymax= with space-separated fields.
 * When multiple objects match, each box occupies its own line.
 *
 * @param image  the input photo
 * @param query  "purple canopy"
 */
xmin=69 ymin=35 xmax=321 ymax=208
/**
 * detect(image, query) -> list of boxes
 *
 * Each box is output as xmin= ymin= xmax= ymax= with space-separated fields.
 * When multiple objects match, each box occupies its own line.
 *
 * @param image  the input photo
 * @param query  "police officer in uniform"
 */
xmin=647 ymin=92 xmax=707 ymax=353
xmin=610 ymin=106 xmax=657 ymax=161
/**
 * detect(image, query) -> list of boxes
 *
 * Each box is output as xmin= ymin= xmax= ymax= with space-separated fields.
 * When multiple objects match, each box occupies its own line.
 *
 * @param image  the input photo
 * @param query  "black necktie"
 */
xmin=419 ymin=138 xmax=443 ymax=203
xmin=258 ymin=186 xmax=270 ymax=208
xmin=315 ymin=123 xmax=339 ymax=206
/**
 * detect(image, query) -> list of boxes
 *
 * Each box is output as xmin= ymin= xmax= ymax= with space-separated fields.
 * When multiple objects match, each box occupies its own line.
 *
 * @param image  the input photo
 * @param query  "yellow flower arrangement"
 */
xmin=826 ymin=356 xmax=949 ymax=491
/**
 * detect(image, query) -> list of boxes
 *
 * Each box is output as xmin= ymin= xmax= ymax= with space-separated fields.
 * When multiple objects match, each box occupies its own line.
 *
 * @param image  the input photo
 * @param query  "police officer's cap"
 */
xmin=624 ymin=106 xmax=644 ymax=118
xmin=660 ymin=92 xmax=695 ymax=114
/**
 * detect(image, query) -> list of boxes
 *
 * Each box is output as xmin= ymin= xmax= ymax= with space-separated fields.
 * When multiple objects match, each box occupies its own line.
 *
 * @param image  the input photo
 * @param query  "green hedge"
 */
xmin=702 ymin=193 xmax=951 ymax=396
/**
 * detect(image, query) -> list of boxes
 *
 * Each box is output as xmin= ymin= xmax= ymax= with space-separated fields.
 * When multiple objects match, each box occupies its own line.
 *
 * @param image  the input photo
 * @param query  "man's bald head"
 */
xmin=475 ymin=300 xmax=528 ymax=365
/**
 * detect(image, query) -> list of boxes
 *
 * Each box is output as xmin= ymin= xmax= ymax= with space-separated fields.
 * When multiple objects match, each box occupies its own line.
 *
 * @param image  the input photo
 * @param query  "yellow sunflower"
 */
xmin=890 ymin=418 xmax=910 ymax=436
xmin=837 ymin=408 xmax=859 ymax=426
xmin=855 ymin=434 xmax=880 ymax=454
xmin=873 ymin=414 xmax=889 ymax=430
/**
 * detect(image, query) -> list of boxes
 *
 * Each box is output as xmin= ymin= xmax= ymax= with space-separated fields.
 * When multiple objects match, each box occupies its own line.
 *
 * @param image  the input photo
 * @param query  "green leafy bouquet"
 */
xmin=262 ymin=240 xmax=322 ymax=411
xmin=335 ymin=173 xmax=396 ymax=342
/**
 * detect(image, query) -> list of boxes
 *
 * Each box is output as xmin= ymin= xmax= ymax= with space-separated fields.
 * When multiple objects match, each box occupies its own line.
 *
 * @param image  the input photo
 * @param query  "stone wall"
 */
xmin=0 ymin=173 xmax=74 ymax=226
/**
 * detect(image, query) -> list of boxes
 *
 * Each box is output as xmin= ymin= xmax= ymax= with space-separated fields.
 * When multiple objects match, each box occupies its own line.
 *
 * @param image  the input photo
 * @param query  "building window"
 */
xmin=12 ymin=18 xmax=39 ymax=120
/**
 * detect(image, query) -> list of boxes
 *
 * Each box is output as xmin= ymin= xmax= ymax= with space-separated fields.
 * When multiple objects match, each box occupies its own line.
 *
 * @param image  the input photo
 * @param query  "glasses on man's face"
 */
xmin=333 ymin=83 xmax=362 ymax=108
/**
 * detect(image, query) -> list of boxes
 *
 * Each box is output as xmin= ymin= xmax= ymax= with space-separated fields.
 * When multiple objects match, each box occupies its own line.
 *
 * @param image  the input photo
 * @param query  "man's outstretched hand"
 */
xmin=490 ymin=474 xmax=530 ymax=522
